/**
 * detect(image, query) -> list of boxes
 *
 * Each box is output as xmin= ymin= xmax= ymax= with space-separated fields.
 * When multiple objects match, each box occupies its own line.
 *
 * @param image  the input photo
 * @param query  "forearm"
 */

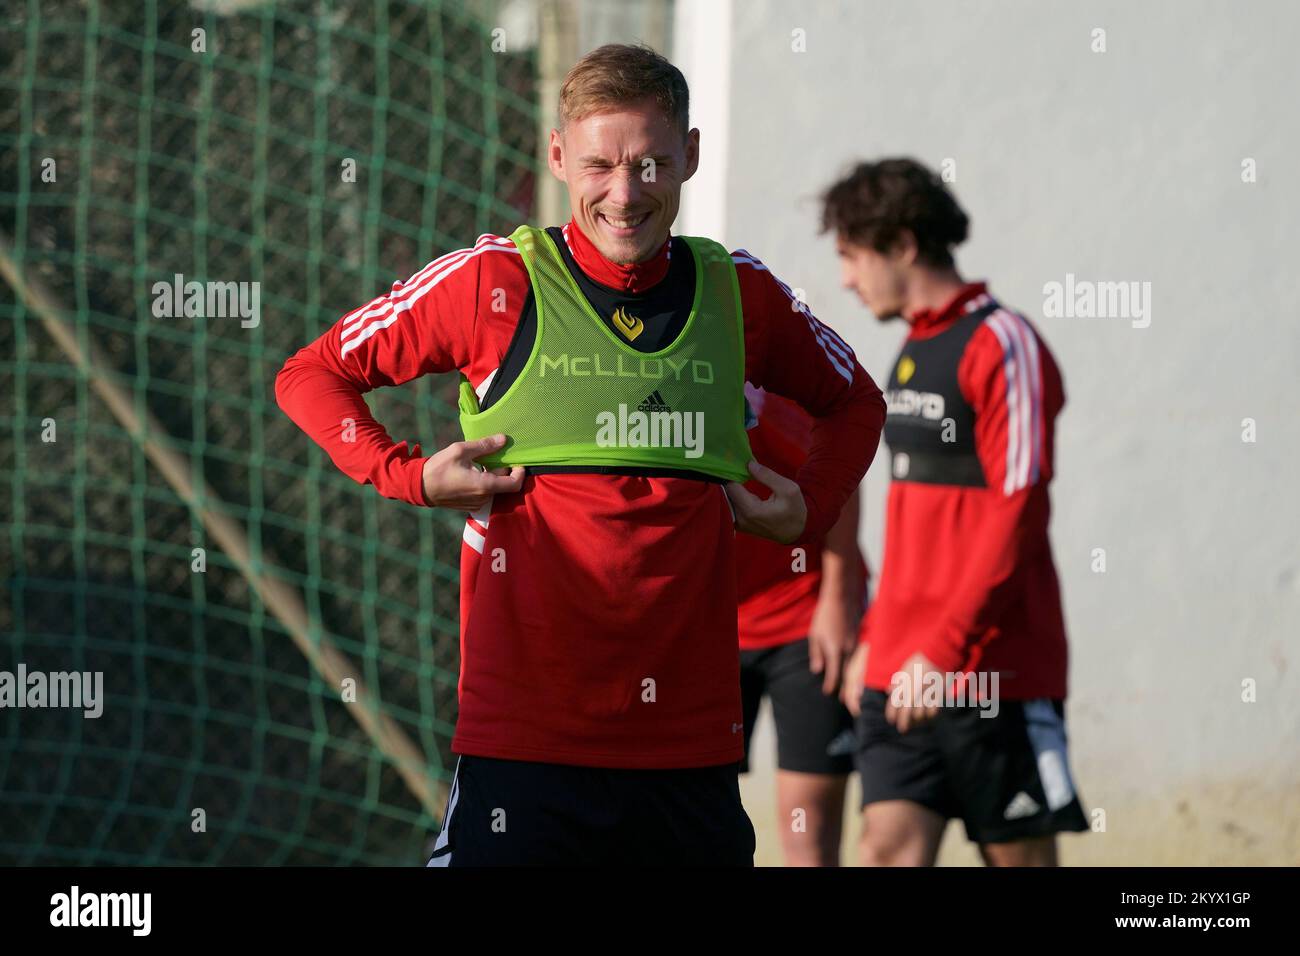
xmin=274 ymin=352 xmax=428 ymax=506
xmin=817 ymin=488 xmax=865 ymax=608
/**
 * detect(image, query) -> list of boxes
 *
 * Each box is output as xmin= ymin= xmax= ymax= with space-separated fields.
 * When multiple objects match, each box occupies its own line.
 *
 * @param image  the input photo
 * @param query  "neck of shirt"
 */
xmin=561 ymin=218 xmax=672 ymax=294
xmin=906 ymin=281 xmax=989 ymax=336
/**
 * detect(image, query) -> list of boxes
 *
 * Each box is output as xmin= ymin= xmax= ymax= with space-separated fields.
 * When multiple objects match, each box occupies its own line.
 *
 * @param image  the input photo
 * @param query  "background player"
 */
xmin=827 ymin=158 xmax=1088 ymax=866
xmin=736 ymin=383 xmax=868 ymax=867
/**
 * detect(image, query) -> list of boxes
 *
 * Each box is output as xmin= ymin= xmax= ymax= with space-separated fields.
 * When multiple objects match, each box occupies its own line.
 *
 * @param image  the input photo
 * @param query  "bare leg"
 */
xmin=979 ymin=835 xmax=1058 ymax=867
xmin=859 ymin=800 xmax=946 ymax=867
xmin=776 ymin=770 xmax=848 ymax=866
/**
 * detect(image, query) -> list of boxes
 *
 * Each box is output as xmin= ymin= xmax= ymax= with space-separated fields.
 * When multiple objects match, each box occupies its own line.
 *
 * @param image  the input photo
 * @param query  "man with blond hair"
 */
xmin=276 ymin=44 xmax=885 ymax=866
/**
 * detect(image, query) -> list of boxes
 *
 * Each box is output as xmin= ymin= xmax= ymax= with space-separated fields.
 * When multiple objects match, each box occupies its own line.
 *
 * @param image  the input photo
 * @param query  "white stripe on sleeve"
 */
xmin=984 ymin=314 xmax=1025 ymax=494
xmin=731 ymin=251 xmax=856 ymax=384
xmin=339 ymin=236 xmax=519 ymax=358
xmin=985 ymin=310 xmax=1042 ymax=494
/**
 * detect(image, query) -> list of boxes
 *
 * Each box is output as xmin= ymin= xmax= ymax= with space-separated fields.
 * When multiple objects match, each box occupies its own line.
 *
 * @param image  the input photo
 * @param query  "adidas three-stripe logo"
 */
xmin=1002 ymin=791 xmax=1042 ymax=820
xmin=638 ymin=390 xmax=671 ymax=413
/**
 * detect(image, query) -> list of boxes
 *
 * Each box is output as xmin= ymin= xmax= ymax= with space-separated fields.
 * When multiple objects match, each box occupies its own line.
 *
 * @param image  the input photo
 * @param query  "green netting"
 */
xmin=0 ymin=0 xmax=538 ymax=865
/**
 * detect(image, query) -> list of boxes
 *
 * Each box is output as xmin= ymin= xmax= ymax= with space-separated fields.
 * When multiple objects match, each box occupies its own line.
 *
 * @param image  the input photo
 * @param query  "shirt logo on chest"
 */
xmin=611 ymin=306 xmax=644 ymax=342
xmin=885 ymin=389 xmax=945 ymax=420
xmin=897 ymin=355 xmax=916 ymax=385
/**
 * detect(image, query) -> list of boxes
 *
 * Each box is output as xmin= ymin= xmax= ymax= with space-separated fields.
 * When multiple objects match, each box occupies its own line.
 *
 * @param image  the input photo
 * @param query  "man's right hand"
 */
xmin=420 ymin=433 xmax=525 ymax=511
xmin=841 ymin=643 xmax=869 ymax=717
xmin=725 ymin=459 xmax=808 ymax=544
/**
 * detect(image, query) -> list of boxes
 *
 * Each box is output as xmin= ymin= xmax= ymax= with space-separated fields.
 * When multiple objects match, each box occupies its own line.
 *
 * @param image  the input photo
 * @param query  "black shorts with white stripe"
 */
xmin=854 ymin=689 xmax=1090 ymax=845
xmin=426 ymin=755 xmax=755 ymax=867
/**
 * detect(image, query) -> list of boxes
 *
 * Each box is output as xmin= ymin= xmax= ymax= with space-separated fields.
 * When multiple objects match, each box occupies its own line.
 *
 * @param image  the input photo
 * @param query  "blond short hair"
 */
xmin=558 ymin=43 xmax=690 ymax=139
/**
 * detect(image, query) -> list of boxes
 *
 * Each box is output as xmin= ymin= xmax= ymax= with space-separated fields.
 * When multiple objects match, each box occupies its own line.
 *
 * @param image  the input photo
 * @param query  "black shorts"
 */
xmin=740 ymin=638 xmax=855 ymax=776
xmin=425 ymin=755 xmax=755 ymax=866
xmin=854 ymin=688 xmax=1090 ymax=845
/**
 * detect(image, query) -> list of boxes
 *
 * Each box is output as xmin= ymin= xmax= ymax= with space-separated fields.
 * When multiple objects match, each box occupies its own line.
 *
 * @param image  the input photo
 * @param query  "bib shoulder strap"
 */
xmin=508 ymin=223 xmax=571 ymax=292
xmin=678 ymin=234 xmax=733 ymax=268
xmin=508 ymin=223 xmax=544 ymax=251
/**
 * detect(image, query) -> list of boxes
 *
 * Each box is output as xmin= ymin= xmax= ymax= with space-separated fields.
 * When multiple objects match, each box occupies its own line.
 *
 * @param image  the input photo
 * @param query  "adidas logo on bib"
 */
xmin=594 ymin=394 xmax=705 ymax=460
xmin=638 ymin=390 xmax=671 ymax=413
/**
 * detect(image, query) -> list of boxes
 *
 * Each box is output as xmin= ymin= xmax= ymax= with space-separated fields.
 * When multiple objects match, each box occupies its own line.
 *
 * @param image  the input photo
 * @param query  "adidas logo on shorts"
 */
xmin=1002 ymin=791 xmax=1042 ymax=820
xmin=825 ymin=728 xmax=859 ymax=757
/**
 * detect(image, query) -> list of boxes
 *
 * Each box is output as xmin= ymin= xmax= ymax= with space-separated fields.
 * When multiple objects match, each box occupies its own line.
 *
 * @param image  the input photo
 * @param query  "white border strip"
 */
xmin=672 ymin=0 xmax=733 ymax=243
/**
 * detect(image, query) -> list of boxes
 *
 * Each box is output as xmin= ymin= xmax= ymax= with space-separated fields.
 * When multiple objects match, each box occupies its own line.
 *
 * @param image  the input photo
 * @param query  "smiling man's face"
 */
xmin=549 ymin=98 xmax=699 ymax=264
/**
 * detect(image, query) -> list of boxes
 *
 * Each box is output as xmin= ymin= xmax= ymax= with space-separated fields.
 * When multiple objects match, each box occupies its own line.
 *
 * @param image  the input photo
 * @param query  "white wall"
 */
xmin=678 ymin=0 xmax=1300 ymax=863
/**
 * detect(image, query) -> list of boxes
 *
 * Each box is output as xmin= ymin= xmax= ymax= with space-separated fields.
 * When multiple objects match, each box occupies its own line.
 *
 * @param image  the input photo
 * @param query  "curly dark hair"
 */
xmin=820 ymin=158 xmax=969 ymax=269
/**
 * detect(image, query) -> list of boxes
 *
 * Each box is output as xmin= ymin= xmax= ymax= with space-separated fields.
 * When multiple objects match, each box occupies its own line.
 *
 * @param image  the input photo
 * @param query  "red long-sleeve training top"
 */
xmin=276 ymin=218 xmax=885 ymax=768
xmin=863 ymin=283 xmax=1069 ymax=700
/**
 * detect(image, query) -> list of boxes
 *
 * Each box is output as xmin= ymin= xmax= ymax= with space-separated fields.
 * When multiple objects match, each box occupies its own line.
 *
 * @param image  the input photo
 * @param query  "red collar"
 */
xmin=560 ymin=218 xmax=672 ymax=293
xmin=907 ymin=282 xmax=989 ymax=335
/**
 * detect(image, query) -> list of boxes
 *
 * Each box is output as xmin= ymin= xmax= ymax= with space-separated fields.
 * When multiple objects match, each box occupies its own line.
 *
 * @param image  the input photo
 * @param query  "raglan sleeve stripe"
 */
xmin=984 ymin=309 xmax=1043 ymax=494
xmin=732 ymin=250 xmax=855 ymax=384
xmin=734 ymin=248 xmax=887 ymax=544
xmin=339 ymin=236 xmax=518 ymax=357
